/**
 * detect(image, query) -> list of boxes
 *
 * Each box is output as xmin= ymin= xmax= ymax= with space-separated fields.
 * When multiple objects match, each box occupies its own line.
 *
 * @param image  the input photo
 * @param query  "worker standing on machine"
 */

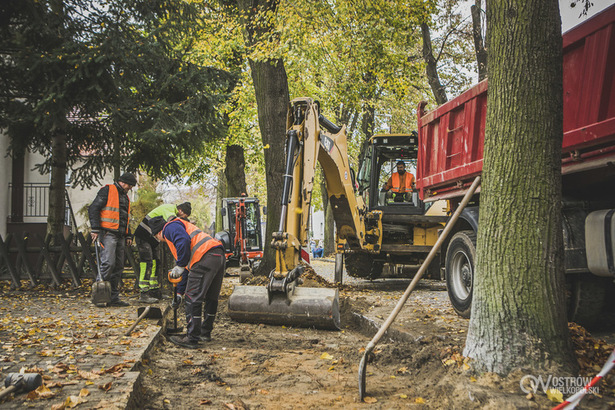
xmin=133 ymin=202 xmax=192 ymax=303
xmin=150 ymin=217 xmax=225 ymax=349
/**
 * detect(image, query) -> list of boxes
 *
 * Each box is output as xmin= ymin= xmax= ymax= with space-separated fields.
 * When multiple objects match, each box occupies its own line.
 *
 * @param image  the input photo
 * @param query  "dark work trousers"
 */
xmin=184 ymin=247 xmax=226 ymax=342
xmin=99 ymin=231 xmax=126 ymax=302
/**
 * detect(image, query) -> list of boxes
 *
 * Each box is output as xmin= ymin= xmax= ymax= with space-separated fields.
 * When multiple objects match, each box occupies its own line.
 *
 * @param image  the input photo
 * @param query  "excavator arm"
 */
xmin=272 ymin=98 xmax=382 ymax=282
xmin=229 ymin=97 xmax=378 ymax=330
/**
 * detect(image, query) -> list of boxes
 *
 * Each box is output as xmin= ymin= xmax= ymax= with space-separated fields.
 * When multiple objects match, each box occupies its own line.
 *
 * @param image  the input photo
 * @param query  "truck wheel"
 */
xmin=334 ymin=253 xmax=344 ymax=284
xmin=445 ymin=230 xmax=476 ymax=318
xmin=567 ymin=273 xmax=610 ymax=329
xmin=345 ymin=253 xmax=384 ymax=279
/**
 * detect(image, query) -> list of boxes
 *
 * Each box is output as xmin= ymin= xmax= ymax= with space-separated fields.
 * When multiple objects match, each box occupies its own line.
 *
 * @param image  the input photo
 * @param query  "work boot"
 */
xmin=109 ymin=299 xmax=130 ymax=307
xmin=200 ymin=330 xmax=211 ymax=342
xmin=200 ymin=313 xmax=215 ymax=342
xmin=169 ymin=335 xmax=200 ymax=349
xmin=148 ymin=288 xmax=162 ymax=300
xmin=138 ymin=292 xmax=158 ymax=304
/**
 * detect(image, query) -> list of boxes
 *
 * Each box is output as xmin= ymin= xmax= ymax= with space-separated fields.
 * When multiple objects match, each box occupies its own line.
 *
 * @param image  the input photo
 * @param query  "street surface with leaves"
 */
xmin=138 ymin=259 xmax=615 ymax=409
xmin=1 ymin=260 xmax=614 ymax=408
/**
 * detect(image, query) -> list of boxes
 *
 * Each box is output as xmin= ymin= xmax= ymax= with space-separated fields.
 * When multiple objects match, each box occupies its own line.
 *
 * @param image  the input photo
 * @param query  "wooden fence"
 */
xmin=0 ymin=231 xmax=174 ymax=289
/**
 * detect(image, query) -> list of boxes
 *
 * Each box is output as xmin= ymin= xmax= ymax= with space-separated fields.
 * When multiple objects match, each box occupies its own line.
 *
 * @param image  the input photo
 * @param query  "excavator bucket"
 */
xmin=227 ymin=285 xmax=340 ymax=330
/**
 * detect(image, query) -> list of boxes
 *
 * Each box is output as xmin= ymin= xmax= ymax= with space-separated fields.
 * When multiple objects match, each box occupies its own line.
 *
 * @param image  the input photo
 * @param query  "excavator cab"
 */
xmin=357 ymin=133 xmax=427 ymax=214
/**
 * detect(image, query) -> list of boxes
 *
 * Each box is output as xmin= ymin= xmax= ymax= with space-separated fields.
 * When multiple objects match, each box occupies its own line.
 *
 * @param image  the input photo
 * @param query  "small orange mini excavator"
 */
xmin=215 ymin=195 xmax=264 ymax=283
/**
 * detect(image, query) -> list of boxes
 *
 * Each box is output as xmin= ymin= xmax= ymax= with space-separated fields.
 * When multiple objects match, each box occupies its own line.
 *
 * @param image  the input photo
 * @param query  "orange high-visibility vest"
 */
xmin=100 ymin=184 xmax=130 ymax=233
xmin=391 ymin=172 xmax=415 ymax=193
xmin=164 ymin=219 xmax=222 ymax=269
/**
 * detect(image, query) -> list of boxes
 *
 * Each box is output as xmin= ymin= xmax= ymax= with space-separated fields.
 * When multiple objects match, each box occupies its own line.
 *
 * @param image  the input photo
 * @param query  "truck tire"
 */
xmin=334 ymin=253 xmax=344 ymax=284
xmin=345 ymin=253 xmax=384 ymax=279
xmin=567 ymin=273 xmax=610 ymax=329
xmin=445 ymin=230 xmax=476 ymax=318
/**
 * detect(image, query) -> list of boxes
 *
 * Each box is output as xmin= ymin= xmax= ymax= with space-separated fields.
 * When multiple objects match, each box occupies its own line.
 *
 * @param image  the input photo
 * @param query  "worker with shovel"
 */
xmin=150 ymin=216 xmax=225 ymax=349
xmin=88 ymin=172 xmax=136 ymax=307
xmin=133 ymin=202 xmax=192 ymax=303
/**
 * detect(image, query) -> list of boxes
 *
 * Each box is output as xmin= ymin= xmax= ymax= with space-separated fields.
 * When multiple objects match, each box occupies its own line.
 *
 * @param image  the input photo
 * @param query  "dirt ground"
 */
xmin=138 ymin=263 xmax=615 ymax=410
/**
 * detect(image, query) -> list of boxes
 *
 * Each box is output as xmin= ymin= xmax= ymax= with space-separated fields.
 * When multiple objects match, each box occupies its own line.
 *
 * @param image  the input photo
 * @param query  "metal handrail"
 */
xmin=8 ymin=183 xmax=73 ymax=228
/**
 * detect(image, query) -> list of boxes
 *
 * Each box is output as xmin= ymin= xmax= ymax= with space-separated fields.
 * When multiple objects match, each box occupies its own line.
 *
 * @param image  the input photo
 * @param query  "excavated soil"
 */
xmin=138 ymin=265 xmax=615 ymax=409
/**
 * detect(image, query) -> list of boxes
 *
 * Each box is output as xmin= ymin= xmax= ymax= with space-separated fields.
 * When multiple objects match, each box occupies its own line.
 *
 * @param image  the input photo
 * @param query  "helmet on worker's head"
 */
xmin=177 ymin=202 xmax=192 ymax=217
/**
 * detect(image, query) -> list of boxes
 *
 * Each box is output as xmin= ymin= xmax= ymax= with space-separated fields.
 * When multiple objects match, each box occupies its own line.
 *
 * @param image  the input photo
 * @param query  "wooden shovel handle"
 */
xmin=124 ymin=306 xmax=150 ymax=336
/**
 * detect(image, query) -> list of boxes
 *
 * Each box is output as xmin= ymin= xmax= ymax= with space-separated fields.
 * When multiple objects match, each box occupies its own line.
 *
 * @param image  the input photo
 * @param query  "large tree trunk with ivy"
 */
xmin=224 ymin=144 xmax=247 ymax=197
xmin=463 ymin=0 xmax=576 ymax=374
xmin=47 ymin=131 xmax=67 ymax=238
xmin=249 ymin=57 xmax=288 ymax=275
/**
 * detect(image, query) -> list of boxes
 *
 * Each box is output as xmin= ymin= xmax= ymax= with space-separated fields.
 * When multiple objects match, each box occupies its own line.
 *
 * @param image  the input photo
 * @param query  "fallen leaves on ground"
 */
xmin=26 ymin=383 xmax=56 ymax=400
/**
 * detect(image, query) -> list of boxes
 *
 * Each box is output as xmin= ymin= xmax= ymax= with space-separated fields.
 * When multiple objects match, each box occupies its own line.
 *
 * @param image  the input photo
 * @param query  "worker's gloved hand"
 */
xmin=171 ymin=294 xmax=182 ymax=308
xmin=169 ymin=265 xmax=185 ymax=279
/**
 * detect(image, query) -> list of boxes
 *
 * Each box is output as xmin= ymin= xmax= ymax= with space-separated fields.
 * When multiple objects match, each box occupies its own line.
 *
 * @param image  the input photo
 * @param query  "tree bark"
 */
xmin=229 ymin=0 xmax=288 ymax=275
xmin=224 ymin=144 xmax=247 ymax=197
xmin=319 ymin=178 xmax=335 ymax=256
xmin=464 ymin=0 xmax=576 ymax=374
xmin=215 ymin=167 xmax=227 ymax=233
xmin=471 ymin=2 xmax=488 ymax=81
xmin=421 ymin=23 xmax=448 ymax=105
xmin=47 ymin=130 xmax=67 ymax=238
xmin=248 ymin=57 xmax=288 ymax=275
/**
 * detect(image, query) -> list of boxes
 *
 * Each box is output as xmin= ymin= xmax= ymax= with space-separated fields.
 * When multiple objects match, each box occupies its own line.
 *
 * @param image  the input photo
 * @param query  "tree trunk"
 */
xmin=464 ymin=0 xmax=576 ymax=374
xmin=215 ymin=167 xmax=227 ymax=233
xmin=249 ymin=57 xmax=288 ymax=275
xmin=319 ymin=178 xmax=335 ymax=256
xmin=421 ymin=23 xmax=448 ymax=105
xmin=113 ymin=135 xmax=121 ymax=181
xmin=231 ymin=0 xmax=289 ymax=275
xmin=224 ymin=144 xmax=247 ymax=197
xmin=47 ymin=131 xmax=67 ymax=238
xmin=471 ymin=2 xmax=488 ymax=81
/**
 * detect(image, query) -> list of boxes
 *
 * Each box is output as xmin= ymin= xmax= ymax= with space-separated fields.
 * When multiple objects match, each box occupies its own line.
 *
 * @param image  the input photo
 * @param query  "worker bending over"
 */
xmin=150 ymin=217 xmax=225 ymax=349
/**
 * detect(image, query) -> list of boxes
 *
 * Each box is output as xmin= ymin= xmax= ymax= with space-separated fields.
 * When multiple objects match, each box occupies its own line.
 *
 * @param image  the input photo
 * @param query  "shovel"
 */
xmin=124 ymin=306 xmax=163 ymax=336
xmin=0 ymin=373 xmax=42 ymax=400
xmin=91 ymin=237 xmax=112 ymax=306
xmin=166 ymin=272 xmax=184 ymax=334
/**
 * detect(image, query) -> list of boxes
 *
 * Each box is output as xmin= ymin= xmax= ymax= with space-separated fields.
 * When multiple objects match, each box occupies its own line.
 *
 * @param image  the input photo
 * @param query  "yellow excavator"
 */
xmin=227 ymin=97 xmax=447 ymax=330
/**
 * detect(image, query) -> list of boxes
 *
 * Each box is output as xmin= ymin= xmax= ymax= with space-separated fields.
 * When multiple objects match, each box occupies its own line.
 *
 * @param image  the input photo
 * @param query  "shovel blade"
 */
xmin=91 ymin=280 xmax=111 ymax=305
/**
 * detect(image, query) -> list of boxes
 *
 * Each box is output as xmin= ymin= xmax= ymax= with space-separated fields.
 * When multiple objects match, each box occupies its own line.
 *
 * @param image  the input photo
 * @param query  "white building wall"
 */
xmin=310 ymin=209 xmax=325 ymax=242
xmin=67 ymin=184 xmax=101 ymax=231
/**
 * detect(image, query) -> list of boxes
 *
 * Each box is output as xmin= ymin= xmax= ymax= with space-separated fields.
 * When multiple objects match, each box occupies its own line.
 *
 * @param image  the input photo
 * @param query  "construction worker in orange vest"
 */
xmin=151 ymin=216 xmax=225 ymax=349
xmin=382 ymin=160 xmax=415 ymax=202
xmin=88 ymin=172 xmax=136 ymax=306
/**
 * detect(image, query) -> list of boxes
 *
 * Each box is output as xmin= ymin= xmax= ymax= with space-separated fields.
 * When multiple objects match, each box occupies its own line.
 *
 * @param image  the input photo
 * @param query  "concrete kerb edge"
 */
xmin=124 ymin=304 xmax=171 ymax=409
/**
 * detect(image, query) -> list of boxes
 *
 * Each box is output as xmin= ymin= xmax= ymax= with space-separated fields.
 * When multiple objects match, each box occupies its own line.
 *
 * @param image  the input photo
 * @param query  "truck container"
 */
xmin=416 ymin=4 xmax=615 ymax=327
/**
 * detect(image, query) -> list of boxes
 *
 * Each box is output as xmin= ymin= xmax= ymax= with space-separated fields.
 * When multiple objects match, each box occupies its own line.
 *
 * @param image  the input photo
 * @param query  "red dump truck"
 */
xmin=417 ymin=5 xmax=615 ymax=327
